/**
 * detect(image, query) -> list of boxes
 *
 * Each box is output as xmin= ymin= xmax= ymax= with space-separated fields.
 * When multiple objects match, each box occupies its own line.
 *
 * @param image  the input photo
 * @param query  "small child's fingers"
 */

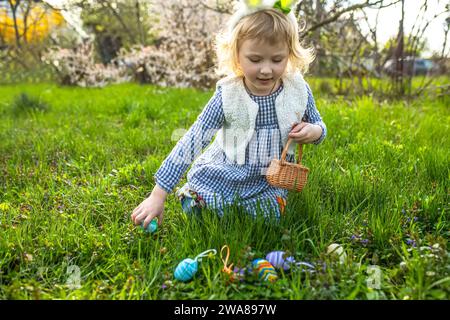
xmin=131 ymin=206 xmax=142 ymax=221
xmin=289 ymin=131 xmax=308 ymax=143
xmin=135 ymin=210 xmax=148 ymax=225
xmin=290 ymin=122 xmax=307 ymax=133
xmin=298 ymin=122 xmax=309 ymax=130
xmin=290 ymin=123 xmax=301 ymax=133
xmin=289 ymin=130 xmax=305 ymax=139
xmin=131 ymin=211 xmax=140 ymax=224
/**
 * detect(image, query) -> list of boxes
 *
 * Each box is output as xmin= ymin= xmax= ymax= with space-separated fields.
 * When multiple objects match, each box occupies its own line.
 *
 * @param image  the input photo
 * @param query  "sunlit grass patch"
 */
xmin=0 ymin=81 xmax=448 ymax=300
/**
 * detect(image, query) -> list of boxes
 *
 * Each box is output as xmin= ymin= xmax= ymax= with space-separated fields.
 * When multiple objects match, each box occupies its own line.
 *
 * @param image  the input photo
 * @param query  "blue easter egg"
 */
xmin=141 ymin=219 xmax=158 ymax=233
xmin=174 ymin=258 xmax=198 ymax=282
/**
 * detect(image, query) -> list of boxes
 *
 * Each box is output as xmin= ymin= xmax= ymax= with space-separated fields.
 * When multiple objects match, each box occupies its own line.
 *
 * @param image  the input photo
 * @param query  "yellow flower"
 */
xmin=245 ymin=0 xmax=262 ymax=8
xmin=281 ymin=0 xmax=295 ymax=8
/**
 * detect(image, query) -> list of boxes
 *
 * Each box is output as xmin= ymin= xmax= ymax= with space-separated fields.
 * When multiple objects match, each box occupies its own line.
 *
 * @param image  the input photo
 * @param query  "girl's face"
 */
xmin=237 ymin=38 xmax=289 ymax=96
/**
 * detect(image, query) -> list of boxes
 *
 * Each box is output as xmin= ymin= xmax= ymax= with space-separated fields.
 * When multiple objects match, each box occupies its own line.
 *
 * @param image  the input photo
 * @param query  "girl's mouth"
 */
xmin=258 ymin=78 xmax=273 ymax=84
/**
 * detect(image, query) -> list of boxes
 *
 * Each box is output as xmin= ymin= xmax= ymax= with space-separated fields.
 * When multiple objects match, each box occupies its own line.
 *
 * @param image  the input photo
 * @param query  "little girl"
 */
xmin=132 ymin=0 xmax=327 ymax=229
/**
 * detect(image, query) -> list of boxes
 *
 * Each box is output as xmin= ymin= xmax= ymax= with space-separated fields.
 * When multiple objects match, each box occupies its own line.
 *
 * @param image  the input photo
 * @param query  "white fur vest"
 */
xmin=212 ymin=72 xmax=309 ymax=165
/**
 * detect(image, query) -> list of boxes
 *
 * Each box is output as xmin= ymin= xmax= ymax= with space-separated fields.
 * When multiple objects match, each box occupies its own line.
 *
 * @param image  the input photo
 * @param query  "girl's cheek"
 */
xmin=249 ymin=66 xmax=258 ymax=75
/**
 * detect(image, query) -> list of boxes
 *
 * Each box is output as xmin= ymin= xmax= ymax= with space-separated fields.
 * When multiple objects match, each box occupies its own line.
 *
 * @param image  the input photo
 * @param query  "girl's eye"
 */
xmin=248 ymin=58 xmax=283 ymax=63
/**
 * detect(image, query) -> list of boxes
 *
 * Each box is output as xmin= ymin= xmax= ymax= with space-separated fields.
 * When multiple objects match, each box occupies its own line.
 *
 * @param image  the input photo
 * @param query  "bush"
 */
xmin=318 ymin=80 xmax=334 ymax=95
xmin=117 ymin=46 xmax=170 ymax=86
xmin=11 ymin=93 xmax=50 ymax=116
xmin=43 ymin=42 xmax=130 ymax=87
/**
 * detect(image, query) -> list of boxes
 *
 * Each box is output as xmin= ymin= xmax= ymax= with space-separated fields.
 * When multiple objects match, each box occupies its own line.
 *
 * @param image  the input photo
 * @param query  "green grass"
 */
xmin=0 ymin=82 xmax=448 ymax=300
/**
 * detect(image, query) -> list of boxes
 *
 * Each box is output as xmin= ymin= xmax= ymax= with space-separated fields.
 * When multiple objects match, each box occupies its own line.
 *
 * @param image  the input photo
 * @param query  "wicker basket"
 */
xmin=266 ymin=138 xmax=309 ymax=192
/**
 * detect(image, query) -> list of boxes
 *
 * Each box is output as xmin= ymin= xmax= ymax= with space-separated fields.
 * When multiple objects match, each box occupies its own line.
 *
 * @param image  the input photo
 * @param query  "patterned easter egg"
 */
xmin=265 ymin=251 xmax=295 ymax=271
xmin=141 ymin=219 xmax=158 ymax=234
xmin=252 ymin=259 xmax=278 ymax=282
xmin=174 ymin=258 xmax=198 ymax=282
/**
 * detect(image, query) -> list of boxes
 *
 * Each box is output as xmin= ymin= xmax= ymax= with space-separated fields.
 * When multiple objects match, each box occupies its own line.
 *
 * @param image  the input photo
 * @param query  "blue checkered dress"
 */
xmin=154 ymin=82 xmax=327 ymax=217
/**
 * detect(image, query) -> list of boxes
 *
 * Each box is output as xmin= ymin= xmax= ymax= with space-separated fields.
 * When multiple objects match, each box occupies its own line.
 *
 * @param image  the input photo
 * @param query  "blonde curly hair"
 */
xmin=215 ymin=8 xmax=314 ymax=77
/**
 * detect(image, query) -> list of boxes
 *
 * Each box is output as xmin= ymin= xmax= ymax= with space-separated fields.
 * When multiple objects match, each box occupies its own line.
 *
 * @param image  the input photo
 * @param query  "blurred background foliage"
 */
xmin=0 ymin=0 xmax=449 ymax=98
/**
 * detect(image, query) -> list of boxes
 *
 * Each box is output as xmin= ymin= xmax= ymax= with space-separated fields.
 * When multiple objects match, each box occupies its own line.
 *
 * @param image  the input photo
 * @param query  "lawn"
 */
xmin=0 ymin=81 xmax=448 ymax=299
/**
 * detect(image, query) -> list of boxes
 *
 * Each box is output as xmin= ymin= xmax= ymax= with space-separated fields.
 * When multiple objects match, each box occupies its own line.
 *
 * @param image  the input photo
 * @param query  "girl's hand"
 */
xmin=288 ymin=122 xmax=323 ymax=144
xmin=131 ymin=185 xmax=168 ymax=229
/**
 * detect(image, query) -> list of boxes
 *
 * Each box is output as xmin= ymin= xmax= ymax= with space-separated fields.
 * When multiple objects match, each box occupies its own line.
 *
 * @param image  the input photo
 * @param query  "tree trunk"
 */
xmin=22 ymin=0 xmax=32 ymax=45
xmin=9 ymin=0 xmax=22 ymax=47
xmin=394 ymin=0 xmax=405 ymax=95
xmin=313 ymin=0 xmax=324 ymax=75
xmin=135 ymin=0 xmax=145 ymax=45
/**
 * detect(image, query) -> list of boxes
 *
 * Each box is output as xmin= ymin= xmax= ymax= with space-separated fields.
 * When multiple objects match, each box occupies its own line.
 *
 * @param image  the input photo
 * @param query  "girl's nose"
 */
xmin=260 ymin=64 xmax=272 ymax=75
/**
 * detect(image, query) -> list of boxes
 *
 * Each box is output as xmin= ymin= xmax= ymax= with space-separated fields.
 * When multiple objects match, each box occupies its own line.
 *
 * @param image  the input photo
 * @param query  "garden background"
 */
xmin=0 ymin=0 xmax=448 ymax=300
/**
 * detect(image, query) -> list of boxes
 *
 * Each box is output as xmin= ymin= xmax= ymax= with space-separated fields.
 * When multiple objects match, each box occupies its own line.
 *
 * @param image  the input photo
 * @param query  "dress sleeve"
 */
xmin=154 ymin=87 xmax=225 ymax=193
xmin=302 ymin=83 xmax=327 ymax=145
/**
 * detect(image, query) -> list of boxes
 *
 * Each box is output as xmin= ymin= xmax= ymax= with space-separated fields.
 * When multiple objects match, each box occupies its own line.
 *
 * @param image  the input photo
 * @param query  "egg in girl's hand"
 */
xmin=141 ymin=219 xmax=158 ymax=234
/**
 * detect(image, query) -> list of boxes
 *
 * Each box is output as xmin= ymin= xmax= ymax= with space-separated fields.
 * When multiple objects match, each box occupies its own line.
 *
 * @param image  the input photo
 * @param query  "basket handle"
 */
xmin=281 ymin=138 xmax=303 ymax=164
